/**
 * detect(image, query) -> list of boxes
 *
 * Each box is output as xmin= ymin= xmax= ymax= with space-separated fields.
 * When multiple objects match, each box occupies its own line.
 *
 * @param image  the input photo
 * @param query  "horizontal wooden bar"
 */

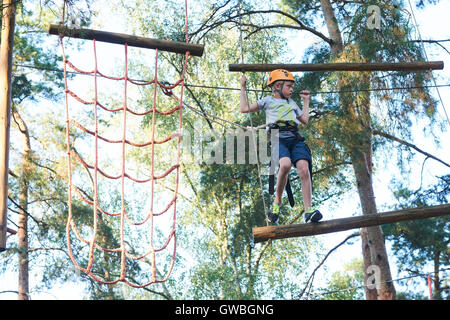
xmin=252 ymin=203 xmax=450 ymax=243
xmin=229 ymin=61 xmax=444 ymax=72
xmin=48 ymin=24 xmax=204 ymax=57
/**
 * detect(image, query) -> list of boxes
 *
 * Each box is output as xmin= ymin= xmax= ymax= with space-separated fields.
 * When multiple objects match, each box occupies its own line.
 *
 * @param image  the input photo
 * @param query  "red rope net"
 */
xmin=58 ymin=2 xmax=191 ymax=287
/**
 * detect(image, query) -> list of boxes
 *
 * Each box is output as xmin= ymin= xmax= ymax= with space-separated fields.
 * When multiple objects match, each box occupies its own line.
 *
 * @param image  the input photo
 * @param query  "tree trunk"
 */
xmin=0 ymin=0 xmax=17 ymax=251
xmin=352 ymin=153 xmax=396 ymax=299
xmin=319 ymin=0 xmax=343 ymax=57
xmin=361 ymin=228 xmax=378 ymax=299
xmin=433 ymin=250 xmax=440 ymax=299
xmin=319 ymin=0 xmax=396 ymax=299
xmin=12 ymin=109 xmax=31 ymax=300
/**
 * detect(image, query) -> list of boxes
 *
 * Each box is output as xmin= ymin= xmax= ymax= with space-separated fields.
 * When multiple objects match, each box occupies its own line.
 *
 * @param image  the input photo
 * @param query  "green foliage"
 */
xmin=7 ymin=3 xmax=65 ymax=105
xmin=383 ymin=175 xmax=449 ymax=299
xmin=320 ymin=258 xmax=365 ymax=300
xmin=396 ymin=291 xmax=428 ymax=300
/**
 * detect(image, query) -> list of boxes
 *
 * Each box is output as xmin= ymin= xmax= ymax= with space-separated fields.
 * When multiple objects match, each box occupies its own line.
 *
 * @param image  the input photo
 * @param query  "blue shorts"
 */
xmin=276 ymin=136 xmax=312 ymax=167
xmin=269 ymin=135 xmax=314 ymax=190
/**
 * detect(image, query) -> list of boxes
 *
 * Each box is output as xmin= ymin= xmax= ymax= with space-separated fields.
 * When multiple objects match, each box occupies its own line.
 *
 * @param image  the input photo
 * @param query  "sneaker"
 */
xmin=304 ymin=209 xmax=322 ymax=223
xmin=267 ymin=202 xmax=282 ymax=225
xmin=267 ymin=211 xmax=279 ymax=225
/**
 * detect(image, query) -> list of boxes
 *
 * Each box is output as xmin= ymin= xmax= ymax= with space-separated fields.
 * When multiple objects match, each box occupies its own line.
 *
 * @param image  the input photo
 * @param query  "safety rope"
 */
xmin=14 ymin=62 xmax=450 ymax=95
xmin=238 ymin=0 xmax=269 ymax=226
xmin=59 ymin=0 xmax=190 ymax=287
xmin=407 ymin=0 xmax=450 ymax=127
xmin=300 ymin=267 xmax=450 ymax=300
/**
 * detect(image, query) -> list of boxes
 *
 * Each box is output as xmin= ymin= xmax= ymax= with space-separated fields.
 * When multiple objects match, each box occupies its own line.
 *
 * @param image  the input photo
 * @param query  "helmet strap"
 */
xmin=276 ymin=81 xmax=287 ymax=100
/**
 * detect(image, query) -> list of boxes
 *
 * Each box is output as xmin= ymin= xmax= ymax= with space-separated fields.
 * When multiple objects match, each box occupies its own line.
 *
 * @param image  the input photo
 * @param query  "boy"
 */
xmin=239 ymin=69 xmax=322 ymax=224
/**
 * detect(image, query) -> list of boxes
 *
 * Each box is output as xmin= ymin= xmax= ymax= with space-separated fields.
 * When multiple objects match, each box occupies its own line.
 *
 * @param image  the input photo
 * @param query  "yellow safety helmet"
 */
xmin=267 ymin=69 xmax=295 ymax=87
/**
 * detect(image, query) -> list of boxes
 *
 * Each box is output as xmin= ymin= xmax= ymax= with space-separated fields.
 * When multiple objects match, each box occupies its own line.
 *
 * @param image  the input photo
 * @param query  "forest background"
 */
xmin=0 ymin=0 xmax=449 ymax=300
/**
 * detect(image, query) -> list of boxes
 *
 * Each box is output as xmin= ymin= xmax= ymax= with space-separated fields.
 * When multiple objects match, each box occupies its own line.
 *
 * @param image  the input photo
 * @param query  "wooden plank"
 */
xmin=48 ymin=24 xmax=204 ymax=57
xmin=229 ymin=61 xmax=444 ymax=72
xmin=252 ymin=204 xmax=450 ymax=243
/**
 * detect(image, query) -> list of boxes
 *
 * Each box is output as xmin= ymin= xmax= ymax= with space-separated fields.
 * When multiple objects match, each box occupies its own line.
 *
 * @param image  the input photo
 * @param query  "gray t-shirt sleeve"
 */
xmin=293 ymin=100 xmax=302 ymax=118
xmin=256 ymin=96 xmax=270 ymax=111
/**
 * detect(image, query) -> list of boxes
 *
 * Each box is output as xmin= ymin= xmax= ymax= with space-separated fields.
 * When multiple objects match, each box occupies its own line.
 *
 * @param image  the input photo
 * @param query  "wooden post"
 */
xmin=252 ymin=204 xmax=450 ymax=243
xmin=48 ymin=24 xmax=205 ymax=57
xmin=427 ymin=274 xmax=433 ymax=300
xmin=0 ymin=0 xmax=17 ymax=252
xmin=229 ymin=61 xmax=444 ymax=72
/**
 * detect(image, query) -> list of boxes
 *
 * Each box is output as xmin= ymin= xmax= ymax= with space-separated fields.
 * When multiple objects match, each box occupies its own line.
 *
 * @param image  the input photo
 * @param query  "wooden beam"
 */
xmin=229 ymin=61 xmax=444 ymax=72
xmin=48 ymin=24 xmax=204 ymax=57
xmin=252 ymin=204 xmax=450 ymax=243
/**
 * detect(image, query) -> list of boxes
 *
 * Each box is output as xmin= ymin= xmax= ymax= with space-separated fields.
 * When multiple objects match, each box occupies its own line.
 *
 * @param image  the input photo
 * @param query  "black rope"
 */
xmin=300 ymin=267 xmax=450 ymax=300
xmin=13 ymin=63 xmax=450 ymax=95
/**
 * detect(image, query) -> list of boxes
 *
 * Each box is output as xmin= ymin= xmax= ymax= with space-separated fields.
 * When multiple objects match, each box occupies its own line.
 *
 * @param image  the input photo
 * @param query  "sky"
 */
xmin=1 ymin=0 xmax=449 ymax=300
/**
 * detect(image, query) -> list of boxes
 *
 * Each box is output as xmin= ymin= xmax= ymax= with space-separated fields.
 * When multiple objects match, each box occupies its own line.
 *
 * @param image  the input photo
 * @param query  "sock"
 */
xmin=272 ymin=202 xmax=281 ymax=214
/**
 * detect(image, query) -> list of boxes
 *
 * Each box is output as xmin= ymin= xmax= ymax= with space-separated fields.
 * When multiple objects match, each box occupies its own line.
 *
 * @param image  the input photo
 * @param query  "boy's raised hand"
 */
xmin=300 ymin=90 xmax=310 ymax=100
xmin=240 ymin=74 xmax=247 ymax=87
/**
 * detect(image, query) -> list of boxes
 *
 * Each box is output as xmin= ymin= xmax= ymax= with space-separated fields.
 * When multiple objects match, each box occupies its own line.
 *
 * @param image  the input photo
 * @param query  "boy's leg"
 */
xmin=295 ymin=159 xmax=312 ymax=211
xmin=293 ymin=141 xmax=323 ymax=223
xmin=268 ymin=137 xmax=291 ymax=224
xmin=268 ymin=156 xmax=290 ymax=224
xmin=274 ymin=157 xmax=291 ymax=204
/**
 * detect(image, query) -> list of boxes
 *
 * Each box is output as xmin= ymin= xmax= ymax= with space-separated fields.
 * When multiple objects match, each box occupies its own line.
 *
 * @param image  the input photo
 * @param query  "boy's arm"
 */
xmin=240 ymin=74 xmax=259 ymax=113
xmin=298 ymin=90 xmax=310 ymax=124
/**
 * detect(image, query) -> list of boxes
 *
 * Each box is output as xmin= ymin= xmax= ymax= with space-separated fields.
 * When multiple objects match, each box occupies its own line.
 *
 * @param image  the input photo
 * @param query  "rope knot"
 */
xmin=160 ymin=81 xmax=174 ymax=96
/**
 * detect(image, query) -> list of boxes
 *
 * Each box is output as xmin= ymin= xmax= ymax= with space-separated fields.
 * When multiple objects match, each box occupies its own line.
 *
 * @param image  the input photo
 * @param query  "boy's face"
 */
xmin=275 ymin=81 xmax=294 ymax=98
